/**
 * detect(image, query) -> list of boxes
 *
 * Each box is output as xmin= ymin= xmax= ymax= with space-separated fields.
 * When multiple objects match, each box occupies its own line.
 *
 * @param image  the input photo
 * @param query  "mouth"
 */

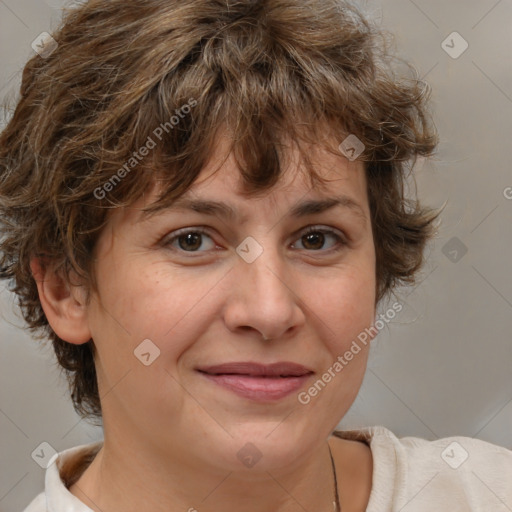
xmin=196 ymin=361 xmax=313 ymax=377
xmin=196 ymin=362 xmax=314 ymax=401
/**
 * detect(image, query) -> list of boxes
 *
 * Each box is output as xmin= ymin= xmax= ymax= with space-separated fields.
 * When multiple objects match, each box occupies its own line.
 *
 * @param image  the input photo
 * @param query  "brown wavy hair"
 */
xmin=0 ymin=0 xmax=439 ymax=419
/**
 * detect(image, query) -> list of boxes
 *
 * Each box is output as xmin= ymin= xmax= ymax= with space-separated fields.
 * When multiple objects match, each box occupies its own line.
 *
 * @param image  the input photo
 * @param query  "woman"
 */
xmin=1 ymin=0 xmax=510 ymax=510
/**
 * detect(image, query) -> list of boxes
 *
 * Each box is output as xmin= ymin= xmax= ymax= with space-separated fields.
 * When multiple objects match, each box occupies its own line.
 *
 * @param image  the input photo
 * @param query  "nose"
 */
xmin=222 ymin=247 xmax=306 ymax=340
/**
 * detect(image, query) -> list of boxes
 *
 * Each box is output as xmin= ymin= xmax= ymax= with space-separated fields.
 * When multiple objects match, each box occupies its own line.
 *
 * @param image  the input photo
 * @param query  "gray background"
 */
xmin=1 ymin=0 xmax=511 ymax=510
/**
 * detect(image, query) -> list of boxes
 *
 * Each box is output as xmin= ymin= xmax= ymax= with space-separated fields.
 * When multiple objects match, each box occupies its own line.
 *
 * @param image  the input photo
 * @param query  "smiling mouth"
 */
xmin=196 ymin=361 xmax=314 ymax=377
xmin=195 ymin=362 xmax=314 ymax=401
xmin=202 ymin=373 xmax=303 ymax=378
xmin=197 ymin=373 xmax=312 ymax=401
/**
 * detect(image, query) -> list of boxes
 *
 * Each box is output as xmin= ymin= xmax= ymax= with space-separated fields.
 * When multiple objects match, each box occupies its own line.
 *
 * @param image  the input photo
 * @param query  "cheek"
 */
xmin=86 ymin=261 xmax=219 ymax=417
xmin=311 ymin=262 xmax=376 ymax=351
xmin=88 ymin=258 xmax=222 ymax=363
xmin=301 ymin=269 xmax=375 ymax=413
xmin=295 ymin=276 xmax=374 ymax=428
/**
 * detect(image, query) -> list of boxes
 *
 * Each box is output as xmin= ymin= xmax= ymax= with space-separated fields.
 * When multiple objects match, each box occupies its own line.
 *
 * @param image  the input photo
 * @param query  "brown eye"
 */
xmin=165 ymin=228 xmax=216 ymax=252
xmin=302 ymin=232 xmax=326 ymax=250
xmin=292 ymin=227 xmax=346 ymax=252
xmin=178 ymin=232 xmax=203 ymax=251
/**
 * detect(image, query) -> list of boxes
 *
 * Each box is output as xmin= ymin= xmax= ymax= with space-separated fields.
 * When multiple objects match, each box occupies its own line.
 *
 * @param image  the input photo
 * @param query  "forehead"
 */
xmin=117 ymin=130 xmax=369 ymax=229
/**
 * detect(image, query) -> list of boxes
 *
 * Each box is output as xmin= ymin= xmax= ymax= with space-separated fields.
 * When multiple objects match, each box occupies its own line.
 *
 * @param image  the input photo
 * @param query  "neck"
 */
xmin=70 ymin=429 xmax=338 ymax=512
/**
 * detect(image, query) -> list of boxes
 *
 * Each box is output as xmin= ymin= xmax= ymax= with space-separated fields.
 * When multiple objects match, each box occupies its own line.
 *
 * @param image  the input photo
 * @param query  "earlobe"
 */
xmin=30 ymin=258 xmax=91 ymax=345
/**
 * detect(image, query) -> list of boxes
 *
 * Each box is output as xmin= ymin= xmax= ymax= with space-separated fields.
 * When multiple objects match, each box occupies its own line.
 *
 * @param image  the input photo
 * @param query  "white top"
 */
xmin=23 ymin=426 xmax=512 ymax=511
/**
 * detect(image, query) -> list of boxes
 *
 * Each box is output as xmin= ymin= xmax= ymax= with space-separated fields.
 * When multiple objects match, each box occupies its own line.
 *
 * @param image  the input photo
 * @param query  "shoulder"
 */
xmin=22 ymin=492 xmax=45 ymax=511
xmin=22 ymin=441 xmax=102 ymax=512
xmin=396 ymin=430 xmax=512 ymax=510
xmin=334 ymin=424 xmax=512 ymax=470
xmin=333 ymin=426 xmax=512 ymax=511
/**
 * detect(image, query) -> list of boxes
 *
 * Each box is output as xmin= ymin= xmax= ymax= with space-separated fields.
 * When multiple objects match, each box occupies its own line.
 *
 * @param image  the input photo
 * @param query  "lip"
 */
xmin=196 ymin=362 xmax=314 ymax=402
xmin=197 ymin=361 xmax=313 ymax=377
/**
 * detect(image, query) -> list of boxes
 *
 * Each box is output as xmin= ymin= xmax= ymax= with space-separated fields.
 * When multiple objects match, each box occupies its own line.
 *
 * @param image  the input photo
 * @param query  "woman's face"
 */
xmin=85 ymin=133 xmax=377 ymax=472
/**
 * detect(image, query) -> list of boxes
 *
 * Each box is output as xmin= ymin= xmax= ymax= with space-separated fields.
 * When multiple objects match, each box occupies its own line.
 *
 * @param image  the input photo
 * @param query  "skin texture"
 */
xmin=33 ymin=133 xmax=376 ymax=511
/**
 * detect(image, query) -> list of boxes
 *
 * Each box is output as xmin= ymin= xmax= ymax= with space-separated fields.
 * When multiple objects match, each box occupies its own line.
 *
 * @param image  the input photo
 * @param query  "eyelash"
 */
xmin=162 ymin=225 xmax=348 ymax=255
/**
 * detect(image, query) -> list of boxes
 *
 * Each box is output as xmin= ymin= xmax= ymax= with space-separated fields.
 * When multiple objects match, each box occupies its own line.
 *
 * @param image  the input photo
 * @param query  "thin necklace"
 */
xmin=328 ymin=444 xmax=341 ymax=511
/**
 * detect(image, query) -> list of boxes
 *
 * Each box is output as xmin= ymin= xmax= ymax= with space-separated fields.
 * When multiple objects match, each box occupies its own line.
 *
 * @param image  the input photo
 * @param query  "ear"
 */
xmin=30 ymin=258 xmax=91 ymax=345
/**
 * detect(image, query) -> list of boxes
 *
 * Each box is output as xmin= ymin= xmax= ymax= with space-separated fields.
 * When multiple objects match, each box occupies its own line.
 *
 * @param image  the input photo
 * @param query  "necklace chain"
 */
xmin=328 ymin=444 xmax=341 ymax=512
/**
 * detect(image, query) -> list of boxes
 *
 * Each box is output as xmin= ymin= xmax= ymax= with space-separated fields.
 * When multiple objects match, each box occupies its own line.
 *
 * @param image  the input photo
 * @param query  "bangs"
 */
xmin=93 ymin=34 xmax=367 ymax=214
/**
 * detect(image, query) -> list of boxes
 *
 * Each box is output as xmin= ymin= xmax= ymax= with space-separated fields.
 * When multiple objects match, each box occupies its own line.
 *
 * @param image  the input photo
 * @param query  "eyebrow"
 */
xmin=151 ymin=194 xmax=367 ymax=225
